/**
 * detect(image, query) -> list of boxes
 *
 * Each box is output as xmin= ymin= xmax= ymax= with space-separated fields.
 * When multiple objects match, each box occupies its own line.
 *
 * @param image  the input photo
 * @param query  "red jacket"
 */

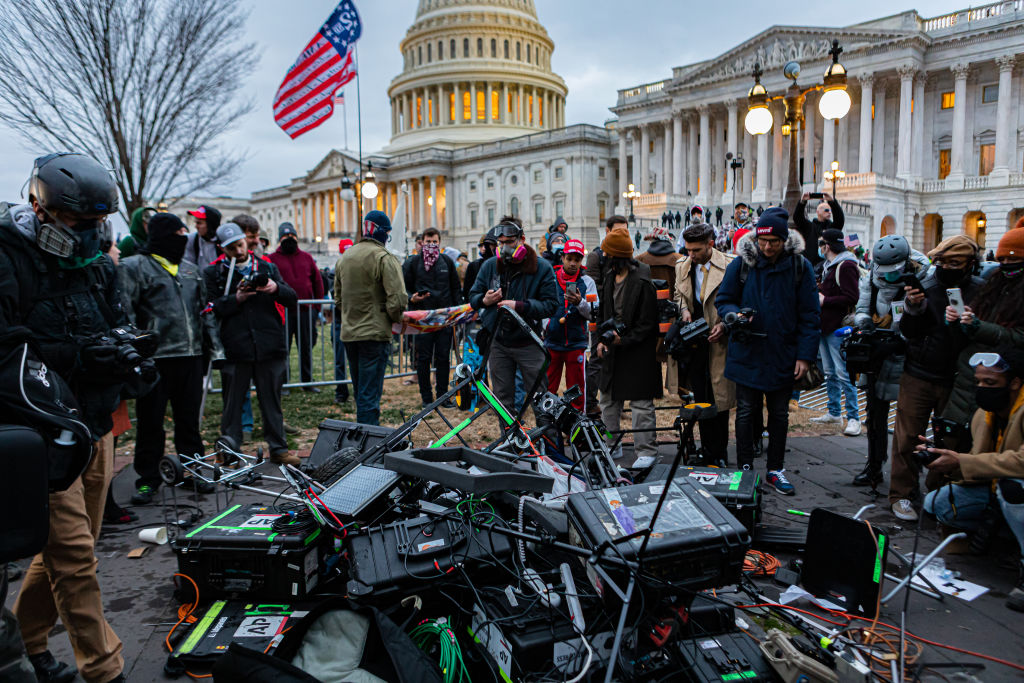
xmin=269 ymin=248 xmax=324 ymax=303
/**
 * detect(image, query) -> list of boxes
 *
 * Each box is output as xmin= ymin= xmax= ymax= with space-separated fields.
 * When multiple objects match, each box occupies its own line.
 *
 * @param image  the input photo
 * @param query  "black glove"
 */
xmin=137 ymin=358 xmax=158 ymax=384
xmin=79 ymin=342 xmax=121 ymax=374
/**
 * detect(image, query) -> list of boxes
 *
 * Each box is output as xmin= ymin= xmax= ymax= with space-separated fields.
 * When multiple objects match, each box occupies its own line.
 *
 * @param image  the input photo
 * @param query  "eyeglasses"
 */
xmin=968 ymin=352 xmax=1010 ymax=372
xmin=756 ymin=237 xmax=782 ymax=246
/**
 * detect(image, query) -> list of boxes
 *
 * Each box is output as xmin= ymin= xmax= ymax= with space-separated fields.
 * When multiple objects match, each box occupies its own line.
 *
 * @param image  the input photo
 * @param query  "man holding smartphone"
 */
xmin=794 ymin=192 xmax=844 ymax=268
xmin=889 ymin=235 xmax=984 ymax=520
xmin=545 ymin=239 xmax=596 ymax=411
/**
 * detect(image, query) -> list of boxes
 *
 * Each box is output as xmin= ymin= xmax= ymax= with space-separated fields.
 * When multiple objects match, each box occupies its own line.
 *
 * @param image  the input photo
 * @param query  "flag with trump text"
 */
xmin=273 ymin=0 xmax=361 ymax=139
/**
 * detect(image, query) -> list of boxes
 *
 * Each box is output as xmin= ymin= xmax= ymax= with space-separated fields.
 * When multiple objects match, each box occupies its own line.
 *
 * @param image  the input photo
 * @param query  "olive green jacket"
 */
xmin=335 ymin=239 xmax=407 ymax=343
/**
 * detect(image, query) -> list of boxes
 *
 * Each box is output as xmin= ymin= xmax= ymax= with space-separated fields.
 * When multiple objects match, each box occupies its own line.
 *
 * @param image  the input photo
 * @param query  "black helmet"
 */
xmin=29 ymin=153 xmax=118 ymax=217
xmin=481 ymin=226 xmax=500 ymax=246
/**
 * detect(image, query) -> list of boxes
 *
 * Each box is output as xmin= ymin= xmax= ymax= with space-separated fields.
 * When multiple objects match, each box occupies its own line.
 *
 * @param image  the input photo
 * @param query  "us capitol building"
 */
xmin=248 ymin=0 xmax=1024 ymax=256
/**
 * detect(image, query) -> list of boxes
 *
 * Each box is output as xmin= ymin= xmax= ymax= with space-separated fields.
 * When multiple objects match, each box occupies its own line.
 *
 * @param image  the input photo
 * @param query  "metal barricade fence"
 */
xmin=206 ymin=299 xmax=462 ymax=394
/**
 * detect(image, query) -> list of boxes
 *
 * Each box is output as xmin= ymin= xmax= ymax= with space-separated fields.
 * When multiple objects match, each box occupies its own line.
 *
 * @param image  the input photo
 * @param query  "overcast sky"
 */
xmin=1 ymin=0 xmax=968 ymax=207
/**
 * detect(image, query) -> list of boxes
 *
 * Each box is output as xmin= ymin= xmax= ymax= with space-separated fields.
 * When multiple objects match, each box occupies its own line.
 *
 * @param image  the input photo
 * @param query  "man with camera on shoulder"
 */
xmin=595 ymin=227 xmax=662 ymax=469
xmin=204 ymin=223 xmax=298 ymax=465
xmin=673 ymin=223 xmax=734 ymax=466
xmin=716 ymin=207 xmax=820 ymax=495
xmin=0 ymin=153 xmax=132 ymax=683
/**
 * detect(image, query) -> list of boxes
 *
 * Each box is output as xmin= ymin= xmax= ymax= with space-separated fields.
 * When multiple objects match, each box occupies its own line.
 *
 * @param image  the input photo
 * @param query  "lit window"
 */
xmin=979 ymin=143 xmax=995 ymax=176
xmin=941 ymin=92 xmax=955 ymax=109
xmin=477 ymin=90 xmax=485 ymax=120
xmin=598 ymin=199 xmax=607 ymax=222
xmin=938 ymin=149 xmax=950 ymax=179
xmin=492 ymin=91 xmax=499 ymax=120
xmin=463 ymin=91 xmax=471 ymax=120
xmin=982 ymin=84 xmax=998 ymax=104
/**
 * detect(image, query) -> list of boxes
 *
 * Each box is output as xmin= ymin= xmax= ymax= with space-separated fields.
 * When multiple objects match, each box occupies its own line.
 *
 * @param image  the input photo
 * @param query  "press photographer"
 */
xmin=545 ymin=238 xmax=596 ymax=412
xmin=468 ymin=216 xmax=559 ymax=420
xmin=0 ymin=153 xmax=131 ymax=683
xmin=672 ymin=223 xmax=734 ymax=466
xmin=888 ymin=235 xmax=984 ymax=521
xmin=716 ymin=207 xmax=820 ymax=495
xmin=919 ymin=349 xmax=1024 ymax=612
xmin=595 ymin=227 xmax=662 ymax=469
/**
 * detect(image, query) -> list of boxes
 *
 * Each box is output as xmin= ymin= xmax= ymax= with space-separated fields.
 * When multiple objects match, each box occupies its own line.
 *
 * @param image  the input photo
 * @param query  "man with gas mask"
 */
xmin=0 ymin=153 xmax=131 ymax=683
xmin=887 ymin=235 xmax=984 ymax=521
xmin=336 ymin=210 xmax=408 ymax=425
xmin=118 ymin=213 xmax=223 ymax=505
xmin=269 ymin=222 xmax=325 ymax=391
xmin=469 ymin=216 xmax=559 ymax=419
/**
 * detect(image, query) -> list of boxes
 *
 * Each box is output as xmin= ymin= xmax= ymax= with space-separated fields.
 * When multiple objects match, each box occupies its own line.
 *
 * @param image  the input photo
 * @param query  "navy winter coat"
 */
xmin=468 ymin=245 xmax=559 ymax=346
xmin=716 ymin=232 xmax=820 ymax=392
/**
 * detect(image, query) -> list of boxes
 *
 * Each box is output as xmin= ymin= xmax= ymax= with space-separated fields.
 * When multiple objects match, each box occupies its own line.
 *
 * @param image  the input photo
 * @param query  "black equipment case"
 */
xmin=173 ymin=504 xmax=332 ymax=599
xmin=566 ymin=478 xmax=749 ymax=594
xmin=674 ymin=467 xmax=760 ymax=533
xmin=307 ymin=419 xmax=400 ymax=469
xmin=675 ymin=631 xmax=776 ymax=682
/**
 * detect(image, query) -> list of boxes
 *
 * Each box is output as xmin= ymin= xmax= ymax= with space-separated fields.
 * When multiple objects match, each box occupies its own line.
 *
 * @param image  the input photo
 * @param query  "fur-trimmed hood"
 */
xmin=735 ymin=230 xmax=806 ymax=267
xmin=496 ymin=243 xmax=539 ymax=275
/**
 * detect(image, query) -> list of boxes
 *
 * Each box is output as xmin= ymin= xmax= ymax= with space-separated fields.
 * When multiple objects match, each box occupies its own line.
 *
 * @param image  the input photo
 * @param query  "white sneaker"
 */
xmin=631 ymin=455 xmax=657 ymax=469
xmin=843 ymin=419 xmax=862 ymax=436
xmin=891 ymin=499 xmax=919 ymax=521
xmin=809 ymin=413 xmax=843 ymax=424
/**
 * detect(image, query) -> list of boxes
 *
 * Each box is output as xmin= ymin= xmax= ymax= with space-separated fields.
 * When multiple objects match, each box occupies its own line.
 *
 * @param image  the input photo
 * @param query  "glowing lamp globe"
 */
xmin=744 ymin=106 xmax=773 ymax=135
xmin=818 ymin=87 xmax=851 ymax=120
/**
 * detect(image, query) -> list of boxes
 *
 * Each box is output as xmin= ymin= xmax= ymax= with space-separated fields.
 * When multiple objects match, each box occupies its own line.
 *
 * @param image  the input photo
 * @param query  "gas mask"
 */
xmin=500 ymin=243 xmax=526 ymax=264
xmin=37 ymin=214 xmax=103 ymax=260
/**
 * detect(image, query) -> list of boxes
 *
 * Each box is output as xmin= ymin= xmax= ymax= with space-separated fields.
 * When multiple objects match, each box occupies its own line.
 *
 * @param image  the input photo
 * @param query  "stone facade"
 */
xmin=611 ymin=4 xmax=1024 ymax=252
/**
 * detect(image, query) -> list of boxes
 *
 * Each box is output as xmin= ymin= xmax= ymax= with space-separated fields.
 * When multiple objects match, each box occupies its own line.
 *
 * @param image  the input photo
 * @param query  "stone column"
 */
xmin=687 ymin=114 xmax=698 ymax=196
xmin=772 ymin=101 xmax=784 ymax=196
xmin=437 ymin=85 xmax=443 ymax=126
xmin=858 ymin=74 xmax=873 ymax=173
xmin=518 ymin=84 xmax=524 ymax=124
xmin=911 ymin=72 xmax=926 ymax=177
xmin=485 ymin=82 xmax=493 ymax=123
xmin=430 ymin=176 xmax=438 ymax=227
xmin=303 ymin=196 xmax=312 ymax=240
xmin=697 ymin=105 xmax=711 ymax=203
xmin=532 ymin=88 xmax=540 ymax=127
xmin=949 ymin=63 xmax=970 ymax=181
xmin=992 ymin=55 xmax=1016 ymax=181
xmin=742 ymin=128 xmax=753 ymax=196
xmin=470 ymin=82 xmax=478 ymax=122
xmin=837 ymin=111 xmax=850 ymax=172
xmin=500 ymin=83 xmax=508 ymax=124
xmin=639 ymin=123 xmax=650 ymax=193
xmin=802 ymin=93 xmax=816 ymax=185
xmin=618 ymin=129 xmax=628 ymax=198
xmin=672 ymin=111 xmax=684 ymax=195
xmin=406 ymin=93 xmax=414 ymax=130
xmin=896 ymin=64 xmax=915 ymax=178
xmin=753 ymin=127 xmax=770 ymax=202
xmin=416 ymin=177 xmax=425 ymax=232
xmin=872 ymin=82 xmax=887 ymax=174
xmin=663 ymin=120 xmax=673 ymax=195
xmin=453 ymin=82 xmax=461 ymax=123
xmin=629 ymin=129 xmax=640 ymax=190
xmin=725 ymin=101 xmax=738 ymax=197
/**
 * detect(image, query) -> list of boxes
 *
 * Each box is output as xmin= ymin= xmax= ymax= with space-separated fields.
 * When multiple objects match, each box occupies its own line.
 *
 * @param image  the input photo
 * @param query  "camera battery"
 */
xmin=173 ymin=504 xmax=331 ymax=600
xmin=676 ymin=631 xmax=775 ymax=683
xmin=566 ymin=478 xmax=749 ymax=596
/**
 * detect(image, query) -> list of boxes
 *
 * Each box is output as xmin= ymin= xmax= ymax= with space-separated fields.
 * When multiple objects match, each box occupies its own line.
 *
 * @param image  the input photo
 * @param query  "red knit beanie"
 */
xmin=997 ymin=228 xmax=1024 ymax=260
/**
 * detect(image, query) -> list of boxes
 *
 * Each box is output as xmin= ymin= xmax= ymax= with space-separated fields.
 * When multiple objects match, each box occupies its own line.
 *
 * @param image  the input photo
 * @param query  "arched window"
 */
xmin=477 ymin=38 xmax=483 ymax=57
xmin=504 ymin=40 xmax=509 ymax=59
xmin=526 ymin=44 xmax=531 ymax=63
xmin=463 ymin=38 xmax=469 ymax=58
xmin=450 ymin=39 xmax=456 ymax=59
xmin=438 ymin=41 xmax=443 ymax=59
xmin=491 ymin=38 xmax=496 ymax=58
xmin=516 ymin=42 xmax=521 ymax=61
xmin=510 ymin=196 xmax=519 ymax=217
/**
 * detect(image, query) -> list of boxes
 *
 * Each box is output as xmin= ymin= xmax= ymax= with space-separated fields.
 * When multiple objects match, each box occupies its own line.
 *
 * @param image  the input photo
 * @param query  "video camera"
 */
xmin=97 ymin=327 xmax=159 ymax=370
xmin=722 ymin=308 xmax=765 ymax=343
xmin=651 ymin=279 xmax=678 ymax=334
xmin=835 ymin=325 xmax=905 ymax=376
xmin=597 ymin=318 xmax=626 ymax=347
xmin=534 ymin=385 xmax=584 ymax=433
xmin=663 ymin=318 xmax=710 ymax=361
xmin=242 ymin=270 xmax=269 ymax=290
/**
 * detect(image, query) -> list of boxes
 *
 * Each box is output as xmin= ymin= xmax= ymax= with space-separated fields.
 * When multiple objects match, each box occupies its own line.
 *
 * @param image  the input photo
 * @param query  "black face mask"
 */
xmin=480 ymin=244 xmax=495 ymax=260
xmin=937 ymin=266 xmax=968 ymax=286
xmin=149 ymin=232 xmax=188 ymax=264
xmin=1000 ymin=262 xmax=1024 ymax=279
xmin=975 ymin=385 xmax=1012 ymax=413
xmin=280 ymin=239 xmax=298 ymax=255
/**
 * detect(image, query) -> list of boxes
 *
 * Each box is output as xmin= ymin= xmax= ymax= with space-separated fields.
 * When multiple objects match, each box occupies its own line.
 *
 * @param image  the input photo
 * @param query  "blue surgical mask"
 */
xmin=553 ymin=243 xmax=564 ymax=253
xmin=817 ymin=247 xmax=826 ymax=259
xmin=883 ymin=270 xmax=902 ymax=283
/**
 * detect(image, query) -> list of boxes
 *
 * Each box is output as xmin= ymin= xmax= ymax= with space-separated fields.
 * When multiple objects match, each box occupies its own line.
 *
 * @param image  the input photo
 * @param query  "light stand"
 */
xmin=727 ymin=152 xmax=744 ymax=217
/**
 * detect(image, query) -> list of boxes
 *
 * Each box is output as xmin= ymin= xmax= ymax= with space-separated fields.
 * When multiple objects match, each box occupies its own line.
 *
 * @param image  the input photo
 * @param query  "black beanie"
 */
xmin=821 ymin=228 xmax=846 ymax=252
xmin=145 ymin=213 xmax=188 ymax=263
xmin=754 ymin=207 xmax=789 ymax=241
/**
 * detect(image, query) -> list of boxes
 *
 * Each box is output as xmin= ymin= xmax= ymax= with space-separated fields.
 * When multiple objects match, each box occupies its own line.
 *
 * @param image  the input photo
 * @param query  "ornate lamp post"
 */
xmin=622 ymin=182 xmax=640 ymax=225
xmin=823 ymin=160 xmax=846 ymax=198
xmin=744 ymin=40 xmax=851 ymax=223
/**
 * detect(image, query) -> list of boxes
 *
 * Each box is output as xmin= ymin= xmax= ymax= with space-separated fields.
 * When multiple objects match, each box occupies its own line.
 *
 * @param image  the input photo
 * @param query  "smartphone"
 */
xmin=809 ymin=192 xmax=824 ymax=199
xmin=417 ymin=290 xmax=430 ymax=297
xmin=946 ymin=288 xmax=965 ymax=317
xmin=900 ymin=272 xmax=924 ymax=293
xmin=566 ymin=282 xmax=579 ymax=296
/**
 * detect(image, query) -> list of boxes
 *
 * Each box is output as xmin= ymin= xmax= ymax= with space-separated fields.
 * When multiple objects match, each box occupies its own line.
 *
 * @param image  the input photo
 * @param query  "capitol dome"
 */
xmin=384 ymin=0 xmax=568 ymax=153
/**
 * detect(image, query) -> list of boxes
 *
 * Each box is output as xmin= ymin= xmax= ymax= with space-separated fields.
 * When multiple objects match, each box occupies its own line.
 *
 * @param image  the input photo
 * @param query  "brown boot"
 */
xmin=270 ymin=450 xmax=301 ymax=466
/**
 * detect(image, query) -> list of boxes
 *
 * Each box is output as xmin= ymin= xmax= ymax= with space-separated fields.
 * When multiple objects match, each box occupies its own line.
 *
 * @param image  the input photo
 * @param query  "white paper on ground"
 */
xmin=910 ymin=566 xmax=988 ymax=601
xmin=778 ymin=584 xmax=846 ymax=612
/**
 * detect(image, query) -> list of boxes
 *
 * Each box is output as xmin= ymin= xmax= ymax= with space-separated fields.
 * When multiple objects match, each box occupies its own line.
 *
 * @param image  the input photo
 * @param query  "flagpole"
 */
xmin=355 ymin=43 xmax=363 ymax=231
xmin=343 ymin=95 xmax=349 ymax=151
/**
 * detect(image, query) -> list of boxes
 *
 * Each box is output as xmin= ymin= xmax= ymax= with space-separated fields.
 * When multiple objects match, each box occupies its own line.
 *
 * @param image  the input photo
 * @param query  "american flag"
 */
xmin=845 ymin=233 xmax=862 ymax=248
xmin=273 ymin=0 xmax=361 ymax=139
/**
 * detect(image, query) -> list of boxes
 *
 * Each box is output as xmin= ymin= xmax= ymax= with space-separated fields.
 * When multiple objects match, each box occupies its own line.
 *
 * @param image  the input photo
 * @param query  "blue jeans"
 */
xmin=332 ymin=316 xmax=349 ymax=400
xmin=242 ymin=395 xmax=253 ymax=432
xmin=924 ymin=479 xmax=1024 ymax=555
xmin=344 ymin=340 xmax=389 ymax=425
xmin=819 ymin=333 xmax=859 ymax=420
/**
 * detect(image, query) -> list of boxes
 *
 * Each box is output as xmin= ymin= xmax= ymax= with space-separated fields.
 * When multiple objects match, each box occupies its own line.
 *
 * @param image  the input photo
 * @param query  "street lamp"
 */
xmin=823 ymin=160 xmax=846 ymax=197
xmin=622 ymin=182 xmax=640 ymax=225
xmin=361 ymin=162 xmax=378 ymax=200
xmin=340 ymin=165 xmax=355 ymax=202
xmin=743 ymin=39 xmax=850 ymax=220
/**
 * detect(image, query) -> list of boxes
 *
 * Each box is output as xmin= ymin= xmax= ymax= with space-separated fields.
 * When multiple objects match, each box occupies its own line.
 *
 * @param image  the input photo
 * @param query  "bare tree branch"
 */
xmin=0 ymin=0 xmax=258 ymax=218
